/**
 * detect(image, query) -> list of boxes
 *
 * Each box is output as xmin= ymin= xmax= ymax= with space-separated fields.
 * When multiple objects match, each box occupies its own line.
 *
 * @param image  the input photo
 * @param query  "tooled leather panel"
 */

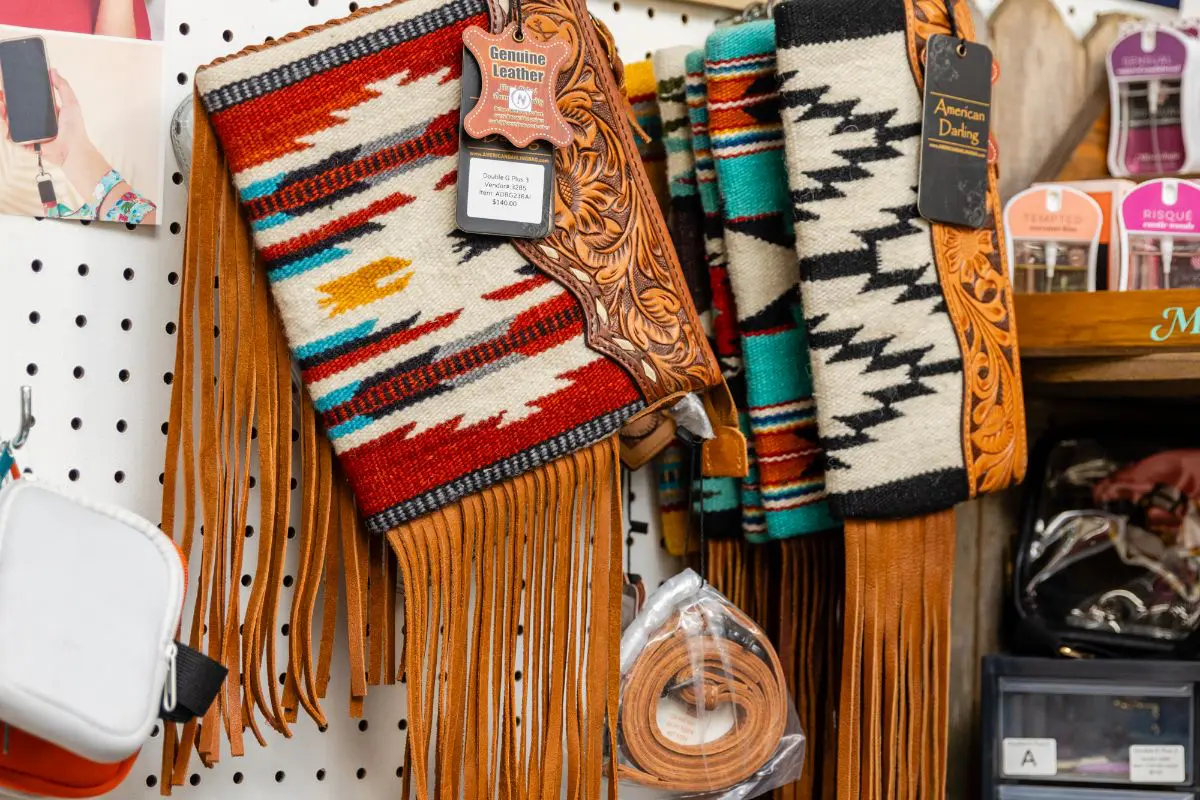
xmin=489 ymin=0 xmax=722 ymax=401
xmin=903 ymin=0 xmax=1028 ymax=496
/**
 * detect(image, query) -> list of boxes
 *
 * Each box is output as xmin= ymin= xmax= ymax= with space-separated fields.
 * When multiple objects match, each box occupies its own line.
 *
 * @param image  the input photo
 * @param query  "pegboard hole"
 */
xmin=166 ymin=321 xmax=177 ymax=335
xmin=612 ymin=0 xmax=620 ymax=9
xmin=161 ymin=421 xmax=169 ymax=435
xmin=146 ymin=776 xmax=158 ymax=788
xmin=356 ymin=768 xmax=367 ymax=780
xmin=172 ymin=172 xmax=183 ymax=185
xmin=291 ymin=477 xmax=298 ymax=490
xmin=25 ymin=363 xmax=37 ymax=376
xmin=119 ymin=369 xmax=130 ymax=382
xmin=249 ymin=475 xmax=257 ymax=488
xmin=358 ymin=720 xmax=369 ymax=732
xmin=77 ymin=264 xmax=89 ymax=276
xmin=170 ymin=222 xmax=182 ymax=235
xmin=281 ymin=623 xmax=290 ymax=636
xmin=233 ymin=772 xmax=244 ymax=785
xmin=73 ymin=366 xmax=84 ymax=379
xmin=222 ymin=29 xmax=233 ymax=42
xmin=349 ymin=1 xmax=359 ymax=10
xmin=120 ymin=318 xmax=132 ymax=331
xmin=75 ymin=314 xmax=87 ymax=328
xmin=288 ymin=526 xmax=296 ymax=539
xmin=246 ymin=524 xmax=255 ymax=538
xmin=176 ymin=72 xmax=188 ymax=85
xmin=114 ymin=471 xmax=125 ymax=484
xmin=310 ymin=0 xmax=319 ymax=5
xmin=189 ymin=774 xmax=201 ymax=786
xmin=241 ymin=574 xmax=252 ymax=587
xmin=514 ymin=669 xmax=522 ymax=681
xmin=168 ymin=271 xmax=179 ymax=285
xmin=179 ymin=22 xmax=190 ymax=35
xmin=117 ymin=419 xmax=128 ymax=433
xmin=164 ymin=371 xmax=174 ymax=385
xmin=151 ymin=725 xmax=159 ymax=738
xmin=31 ymin=259 xmax=42 ymax=272
xmin=681 ymin=12 xmax=688 ymax=23
xmin=283 ymin=575 xmax=295 ymax=588
xmin=317 ymin=769 xmax=327 ymax=781
xmin=517 ymin=624 xmax=524 ymax=636
xmin=70 ymin=418 xmax=82 ymax=431
xmin=123 ymin=267 xmax=135 ymax=280
xmin=646 ymin=7 xmax=654 ymax=17
xmin=396 ymin=767 xmax=404 ymax=778
xmin=275 ymin=771 xmax=286 ymax=783
xmin=399 ymin=719 xmax=408 ymax=731
xmin=68 ymin=469 xmax=80 ymax=482
xmin=28 ymin=311 xmax=40 ymax=324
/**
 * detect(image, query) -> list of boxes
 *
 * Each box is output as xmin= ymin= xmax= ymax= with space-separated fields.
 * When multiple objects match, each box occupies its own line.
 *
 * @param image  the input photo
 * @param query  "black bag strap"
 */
xmin=160 ymin=641 xmax=227 ymax=723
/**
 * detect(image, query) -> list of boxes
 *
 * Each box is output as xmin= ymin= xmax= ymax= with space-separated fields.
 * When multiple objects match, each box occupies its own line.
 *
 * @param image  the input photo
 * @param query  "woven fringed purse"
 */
xmin=774 ymin=0 xmax=1026 ymax=796
xmin=164 ymin=0 xmax=745 ymax=795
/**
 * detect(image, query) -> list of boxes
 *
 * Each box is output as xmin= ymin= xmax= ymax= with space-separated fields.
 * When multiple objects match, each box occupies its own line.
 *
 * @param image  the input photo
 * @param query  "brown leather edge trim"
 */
xmin=902 ymin=0 xmax=1028 ymax=496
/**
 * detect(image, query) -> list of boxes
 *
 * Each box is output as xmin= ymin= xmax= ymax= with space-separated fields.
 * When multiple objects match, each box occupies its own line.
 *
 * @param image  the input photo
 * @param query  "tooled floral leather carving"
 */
xmin=491 ymin=0 xmax=722 ymax=401
xmin=903 ymin=0 xmax=1028 ymax=496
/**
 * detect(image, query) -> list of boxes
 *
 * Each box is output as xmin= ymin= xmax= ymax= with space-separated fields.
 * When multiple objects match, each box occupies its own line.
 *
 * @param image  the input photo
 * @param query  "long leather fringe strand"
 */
xmin=838 ymin=513 xmax=955 ymax=800
xmin=158 ymin=93 xmax=389 ymax=793
xmin=387 ymin=436 xmax=623 ymax=800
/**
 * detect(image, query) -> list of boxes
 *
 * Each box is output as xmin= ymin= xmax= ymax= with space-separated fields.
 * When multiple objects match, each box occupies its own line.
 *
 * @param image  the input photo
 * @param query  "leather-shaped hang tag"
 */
xmin=463 ymin=23 xmax=572 ymax=148
xmin=917 ymin=33 xmax=993 ymax=229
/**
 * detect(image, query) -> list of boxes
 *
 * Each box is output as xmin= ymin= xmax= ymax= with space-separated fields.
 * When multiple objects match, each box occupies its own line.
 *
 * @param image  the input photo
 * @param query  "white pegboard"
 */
xmin=975 ymin=0 xmax=1177 ymax=35
xmin=0 ymin=0 xmax=703 ymax=796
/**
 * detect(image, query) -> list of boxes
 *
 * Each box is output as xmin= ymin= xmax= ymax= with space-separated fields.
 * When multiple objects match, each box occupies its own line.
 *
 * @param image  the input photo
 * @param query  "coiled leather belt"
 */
xmin=616 ymin=599 xmax=790 ymax=792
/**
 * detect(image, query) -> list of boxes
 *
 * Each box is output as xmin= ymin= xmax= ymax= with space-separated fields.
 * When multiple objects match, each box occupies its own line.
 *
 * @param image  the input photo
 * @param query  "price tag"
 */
xmin=456 ymin=49 xmax=554 ymax=238
xmin=1130 ymin=745 xmax=1186 ymax=784
xmin=917 ymin=34 xmax=993 ymax=229
xmin=1001 ymin=738 xmax=1057 ymax=777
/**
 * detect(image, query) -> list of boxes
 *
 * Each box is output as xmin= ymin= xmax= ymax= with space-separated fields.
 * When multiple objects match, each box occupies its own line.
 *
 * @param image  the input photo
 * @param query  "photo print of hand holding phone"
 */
xmin=0 ymin=2 xmax=165 ymax=225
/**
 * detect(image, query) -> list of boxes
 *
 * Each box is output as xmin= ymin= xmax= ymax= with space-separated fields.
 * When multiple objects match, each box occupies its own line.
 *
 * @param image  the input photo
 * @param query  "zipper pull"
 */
xmin=163 ymin=642 xmax=179 ymax=714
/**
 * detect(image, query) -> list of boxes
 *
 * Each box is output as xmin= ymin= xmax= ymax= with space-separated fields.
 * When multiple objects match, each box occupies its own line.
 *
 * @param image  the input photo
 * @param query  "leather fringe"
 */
xmin=387 ymin=436 xmax=623 ymax=800
xmin=158 ymin=92 xmax=391 ymax=792
xmin=837 ymin=513 xmax=955 ymax=800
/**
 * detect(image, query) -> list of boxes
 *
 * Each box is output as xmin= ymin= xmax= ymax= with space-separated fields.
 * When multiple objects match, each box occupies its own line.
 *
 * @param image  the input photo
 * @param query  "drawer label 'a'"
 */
xmin=1002 ymin=738 xmax=1058 ymax=777
xmin=1130 ymin=744 xmax=1186 ymax=784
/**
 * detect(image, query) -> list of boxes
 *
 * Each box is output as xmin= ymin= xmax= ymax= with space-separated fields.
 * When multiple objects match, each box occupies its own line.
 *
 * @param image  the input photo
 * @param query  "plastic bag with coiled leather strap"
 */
xmin=613 ymin=569 xmax=805 ymax=800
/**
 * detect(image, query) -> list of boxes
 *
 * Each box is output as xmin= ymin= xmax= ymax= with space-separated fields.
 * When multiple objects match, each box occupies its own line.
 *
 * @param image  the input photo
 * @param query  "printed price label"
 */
xmin=456 ymin=49 xmax=554 ymax=238
xmin=466 ymin=158 xmax=545 ymax=225
xmin=1130 ymin=745 xmax=1186 ymax=784
xmin=1001 ymin=738 xmax=1057 ymax=777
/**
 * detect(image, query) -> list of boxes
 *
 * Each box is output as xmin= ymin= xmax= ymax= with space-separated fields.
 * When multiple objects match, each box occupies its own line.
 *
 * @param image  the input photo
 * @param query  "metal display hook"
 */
xmin=9 ymin=386 xmax=34 ymax=450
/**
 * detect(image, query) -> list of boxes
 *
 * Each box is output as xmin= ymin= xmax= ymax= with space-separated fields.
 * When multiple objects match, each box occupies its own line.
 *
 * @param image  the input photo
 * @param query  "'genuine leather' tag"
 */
xmin=456 ymin=49 xmax=555 ymax=238
xmin=462 ymin=23 xmax=571 ymax=148
xmin=917 ymin=34 xmax=993 ymax=229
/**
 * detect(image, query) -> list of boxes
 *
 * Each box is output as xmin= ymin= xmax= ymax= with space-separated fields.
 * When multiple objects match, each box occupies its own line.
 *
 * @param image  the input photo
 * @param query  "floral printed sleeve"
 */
xmin=47 ymin=169 xmax=157 ymax=224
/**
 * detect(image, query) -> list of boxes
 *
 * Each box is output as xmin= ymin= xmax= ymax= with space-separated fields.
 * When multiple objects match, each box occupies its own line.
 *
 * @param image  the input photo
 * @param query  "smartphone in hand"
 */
xmin=0 ymin=36 xmax=58 ymax=145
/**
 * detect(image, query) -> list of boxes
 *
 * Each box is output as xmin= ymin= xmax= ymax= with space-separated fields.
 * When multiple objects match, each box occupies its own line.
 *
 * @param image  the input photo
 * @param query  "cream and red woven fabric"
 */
xmin=195 ymin=0 xmax=643 ymax=534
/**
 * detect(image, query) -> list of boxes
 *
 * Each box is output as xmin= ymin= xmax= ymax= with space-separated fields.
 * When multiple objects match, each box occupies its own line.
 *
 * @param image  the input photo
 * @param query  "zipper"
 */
xmin=163 ymin=642 xmax=179 ymax=714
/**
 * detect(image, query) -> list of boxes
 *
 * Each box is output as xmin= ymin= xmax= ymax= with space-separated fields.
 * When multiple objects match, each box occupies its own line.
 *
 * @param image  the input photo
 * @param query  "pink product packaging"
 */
xmin=1107 ymin=26 xmax=1197 ymax=178
xmin=1119 ymin=178 xmax=1200 ymax=290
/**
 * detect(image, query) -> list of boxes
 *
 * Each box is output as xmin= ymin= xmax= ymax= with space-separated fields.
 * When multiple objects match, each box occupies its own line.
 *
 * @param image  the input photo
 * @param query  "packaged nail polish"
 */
xmin=1035 ymin=179 xmax=1135 ymax=291
xmin=1005 ymin=185 xmax=1103 ymax=294
xmin=1107 ymin=26 xmax=1198 ymax=177
xmin=1119 ymin=178 xmax=1200 ymax=290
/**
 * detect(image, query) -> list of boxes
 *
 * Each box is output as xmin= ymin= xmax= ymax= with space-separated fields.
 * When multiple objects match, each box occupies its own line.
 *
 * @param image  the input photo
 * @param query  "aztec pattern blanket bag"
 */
xmin=160 ymin=0 xmax=747 ymax=794
xmin=774 ymin=0 xmax=1027 ymax=796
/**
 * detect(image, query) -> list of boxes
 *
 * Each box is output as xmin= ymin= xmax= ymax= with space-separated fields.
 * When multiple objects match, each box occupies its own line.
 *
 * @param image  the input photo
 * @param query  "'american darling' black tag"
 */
xmin=917 ymin=34 xmax=993 ymax=229
xmin=456 ymin=50 xmax=555 ymax=238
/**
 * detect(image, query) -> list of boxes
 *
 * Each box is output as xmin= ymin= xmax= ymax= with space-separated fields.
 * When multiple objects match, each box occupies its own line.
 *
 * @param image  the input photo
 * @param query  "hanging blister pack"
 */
xmin=1119 ymin=178 xmax=1200 ymax=291
xmin=1108 ymin=26 xmax=1200 ymax=178
xmin=1004 ymin=184 xmax=1103 ymax=293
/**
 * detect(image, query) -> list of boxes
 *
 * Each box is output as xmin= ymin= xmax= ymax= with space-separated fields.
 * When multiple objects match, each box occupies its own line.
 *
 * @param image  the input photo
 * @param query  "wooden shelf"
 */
xmin=1015 ymin=289 xmax=1200 ymax=389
